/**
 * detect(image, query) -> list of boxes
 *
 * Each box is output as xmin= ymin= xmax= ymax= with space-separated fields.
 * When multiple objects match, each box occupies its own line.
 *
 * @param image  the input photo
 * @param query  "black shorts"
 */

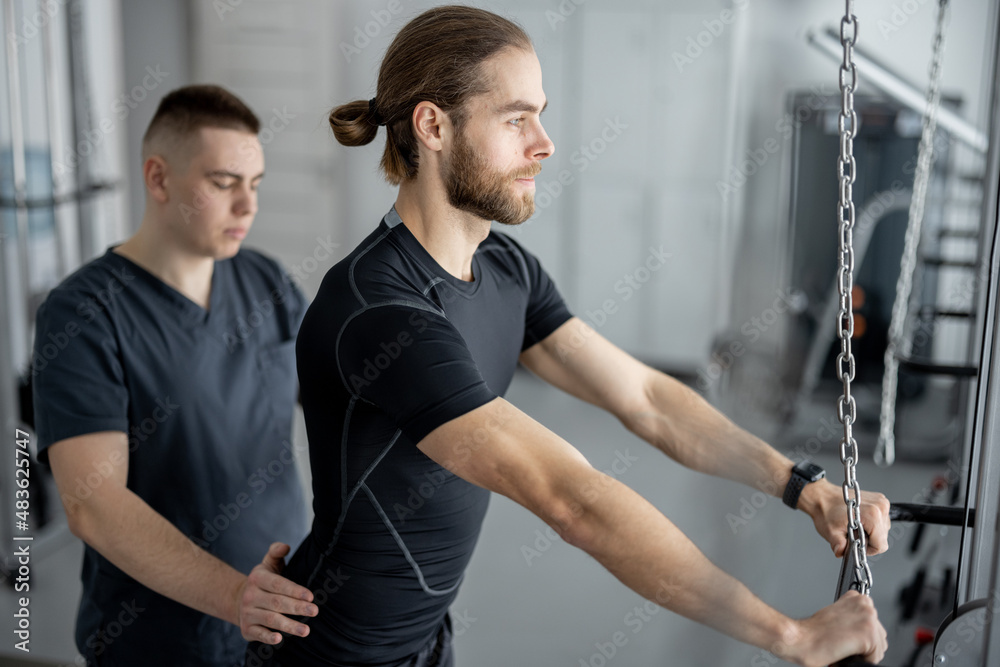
xmin=244 ymin=614 xmax=454 ymax=667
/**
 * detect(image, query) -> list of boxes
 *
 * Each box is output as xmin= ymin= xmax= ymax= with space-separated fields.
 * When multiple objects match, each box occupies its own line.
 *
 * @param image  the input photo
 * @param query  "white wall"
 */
xmin=120 ymin=0 xmax=193 ymax=231
xmin=190 ymin=0 xmax=349 ymax=302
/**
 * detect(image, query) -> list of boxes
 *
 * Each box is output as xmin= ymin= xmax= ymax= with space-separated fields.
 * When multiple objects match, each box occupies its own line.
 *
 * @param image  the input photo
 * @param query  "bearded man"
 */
xmin=248 ymin=6 xmax=891 ymax=667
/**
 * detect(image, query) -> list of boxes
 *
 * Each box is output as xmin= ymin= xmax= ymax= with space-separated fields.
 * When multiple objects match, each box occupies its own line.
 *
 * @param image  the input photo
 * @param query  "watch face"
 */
xmin=797 ymin=461 xmax=826 ymax=482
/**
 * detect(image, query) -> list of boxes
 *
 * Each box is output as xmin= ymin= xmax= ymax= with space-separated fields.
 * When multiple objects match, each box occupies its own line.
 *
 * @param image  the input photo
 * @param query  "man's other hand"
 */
xmin=236 ymin=542 xmax=319 ymax=644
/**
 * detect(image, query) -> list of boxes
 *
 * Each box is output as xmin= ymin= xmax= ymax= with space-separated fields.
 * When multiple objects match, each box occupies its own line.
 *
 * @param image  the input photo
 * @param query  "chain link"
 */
xmin=876 ymin=0 xmax=950 ymax=467
xmin=836 ymin=0 xmax=873 ymax=597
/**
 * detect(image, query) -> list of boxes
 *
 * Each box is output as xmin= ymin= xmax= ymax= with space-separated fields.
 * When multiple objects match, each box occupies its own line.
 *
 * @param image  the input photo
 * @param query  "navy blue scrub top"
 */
xmin=32 ymin=247 xmax=309 ymax=666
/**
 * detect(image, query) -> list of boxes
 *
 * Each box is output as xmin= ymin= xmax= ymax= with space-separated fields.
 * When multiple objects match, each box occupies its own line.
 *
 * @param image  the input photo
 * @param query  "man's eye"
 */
xmin=509 ymin=118 xmax=523 ymax=127
xmin=213 ymin=180 xmax=234 ymax=190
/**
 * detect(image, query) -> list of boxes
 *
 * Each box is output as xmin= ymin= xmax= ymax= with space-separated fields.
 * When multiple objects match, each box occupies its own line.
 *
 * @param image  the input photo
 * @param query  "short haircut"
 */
xmin=142 ymin=84 xmax=260 ymax=159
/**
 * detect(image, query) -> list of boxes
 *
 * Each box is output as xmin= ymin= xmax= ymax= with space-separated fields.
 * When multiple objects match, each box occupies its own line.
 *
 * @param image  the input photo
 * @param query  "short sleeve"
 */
xmin=337 ymin=304 xmax=498 ymax=444
xmin=251 ymin=250 xmax=309 ymax=340
xmin=499 ymin=236 xmax=572 ymax=350
xmin=32 ymin=290 xmax=129 ymax=462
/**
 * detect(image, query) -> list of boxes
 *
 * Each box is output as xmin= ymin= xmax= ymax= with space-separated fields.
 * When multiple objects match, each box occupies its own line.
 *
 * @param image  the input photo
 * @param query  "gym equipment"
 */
xmin=876 ymin=0 xmax=951 ymax=467
xmin=828 ymin=1 xmax=1000 ymax=665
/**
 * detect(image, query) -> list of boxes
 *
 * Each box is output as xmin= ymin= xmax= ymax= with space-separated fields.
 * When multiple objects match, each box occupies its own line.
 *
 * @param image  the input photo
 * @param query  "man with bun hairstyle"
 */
xmin=33 ymin=85 xmax=318 ymax=666
xmin=251 ymin=6 xmax=891 ymax=666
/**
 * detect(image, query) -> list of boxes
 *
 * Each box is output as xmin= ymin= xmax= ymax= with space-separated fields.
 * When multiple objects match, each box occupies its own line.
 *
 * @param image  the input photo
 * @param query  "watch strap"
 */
xmin=783 ymin=471 xmax=809 ymax=509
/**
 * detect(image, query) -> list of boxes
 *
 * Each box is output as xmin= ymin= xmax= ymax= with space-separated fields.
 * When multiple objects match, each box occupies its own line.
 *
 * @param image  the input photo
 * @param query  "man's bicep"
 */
xmin=520 ymin=317 xmax=652 ymax=419
xmin=416 ymin=397 xmax=592 ymax=518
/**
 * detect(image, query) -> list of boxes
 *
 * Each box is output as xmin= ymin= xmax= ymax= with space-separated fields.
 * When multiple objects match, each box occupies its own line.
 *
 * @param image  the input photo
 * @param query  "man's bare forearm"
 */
xmin=554 ymin=467 xmax=883 ymax=664
xmin=72 ymin=484 xmax=245 ymax=625
xmin=622 ymin=371 xmax=842 ymax=518
xmin=554 ymin=466 xmax=801 ymax=657
xmin=624 ymin=373 xmax=793 ymax=486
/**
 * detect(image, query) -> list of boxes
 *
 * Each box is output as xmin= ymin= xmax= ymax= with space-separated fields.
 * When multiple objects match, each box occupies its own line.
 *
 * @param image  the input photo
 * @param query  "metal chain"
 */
xmin=836 ymin=0 xmax=873 ymax=597
xmin=876 ymin=0 xmax=950 ymax=467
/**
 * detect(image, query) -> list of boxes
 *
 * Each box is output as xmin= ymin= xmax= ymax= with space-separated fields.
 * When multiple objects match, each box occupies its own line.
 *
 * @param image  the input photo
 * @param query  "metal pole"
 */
xmin=807 ymin=28 xmax=988 ymax=154
xmin=1 ymin=0 xmax=32 ymax=574
xmin=5 ymin=0 xmax=31 ymax=331
xmin=41 ymin=0 xmax=70 ymax=278
xmin=977 ymin=0 xmax=1000 ymax=661
xmin=65 ymin=0 xmax=94 ymax=260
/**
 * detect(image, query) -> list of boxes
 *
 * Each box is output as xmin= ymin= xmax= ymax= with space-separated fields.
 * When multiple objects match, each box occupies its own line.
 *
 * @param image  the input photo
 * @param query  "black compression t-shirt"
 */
xmin=258 ymin=207 xmax=572 ymax=666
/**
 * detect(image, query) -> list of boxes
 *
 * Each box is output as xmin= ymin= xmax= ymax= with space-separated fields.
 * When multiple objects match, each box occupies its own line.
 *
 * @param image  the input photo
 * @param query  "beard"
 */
xmin=442 ymin=132 xmax=541 ymax=226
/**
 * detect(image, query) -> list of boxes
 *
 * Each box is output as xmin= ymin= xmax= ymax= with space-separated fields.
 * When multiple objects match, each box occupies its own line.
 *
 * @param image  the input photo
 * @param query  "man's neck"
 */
xmin=114 ymin=221 xmax=215 ymax=310
xmin=394 ymin=181 xmax=490 ymax=282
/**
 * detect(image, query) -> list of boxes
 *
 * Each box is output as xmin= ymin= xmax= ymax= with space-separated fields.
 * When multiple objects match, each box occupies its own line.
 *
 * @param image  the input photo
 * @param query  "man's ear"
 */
xmin=144 ymin=155 xmax=171 ymax=204
xmin=411 ymin=101 xmax=450 ymax=153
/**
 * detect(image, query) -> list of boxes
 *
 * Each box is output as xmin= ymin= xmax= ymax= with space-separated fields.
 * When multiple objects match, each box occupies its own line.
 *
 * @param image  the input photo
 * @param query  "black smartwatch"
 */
xmin=782 ymin=460 xmax=826 ymax=509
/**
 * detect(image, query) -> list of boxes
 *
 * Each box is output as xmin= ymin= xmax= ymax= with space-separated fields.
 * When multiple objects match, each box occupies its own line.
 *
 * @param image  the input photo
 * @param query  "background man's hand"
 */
xmin=236 ymin=542 xmax=319 ymax=644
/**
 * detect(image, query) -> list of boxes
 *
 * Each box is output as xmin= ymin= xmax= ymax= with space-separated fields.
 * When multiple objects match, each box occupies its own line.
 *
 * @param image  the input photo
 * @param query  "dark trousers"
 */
xmin=244 ymin=614 xmax=454 ymax=667
xmin=405 ymin=614 xmax=454 ymax=667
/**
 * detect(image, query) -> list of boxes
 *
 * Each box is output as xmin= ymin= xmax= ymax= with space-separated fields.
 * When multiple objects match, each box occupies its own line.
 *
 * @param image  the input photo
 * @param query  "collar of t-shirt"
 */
xmin=381 ymin=206 xmax=486 ymax=298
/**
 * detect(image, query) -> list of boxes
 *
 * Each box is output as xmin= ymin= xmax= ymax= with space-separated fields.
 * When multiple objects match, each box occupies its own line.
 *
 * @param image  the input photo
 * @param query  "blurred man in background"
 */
xmin=33 ymin=85 xmax=318 ymax=666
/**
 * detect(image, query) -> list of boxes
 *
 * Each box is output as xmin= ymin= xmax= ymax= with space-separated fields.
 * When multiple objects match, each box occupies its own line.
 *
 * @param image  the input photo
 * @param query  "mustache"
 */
xmin=510 ymin=163 xmax=542 ymax=180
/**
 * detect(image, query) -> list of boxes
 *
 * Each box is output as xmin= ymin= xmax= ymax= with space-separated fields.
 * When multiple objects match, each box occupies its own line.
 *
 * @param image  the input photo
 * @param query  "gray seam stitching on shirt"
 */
xmin=334 ymin=300 xmax=447 ymax=396
xmin=421 ymin=277 xmax=445 ymax=296
xmin=304 ymin=396 xmax=354 ymax=588
xmin=348 ymin=227 xmax=393 ymax=307
xmin=305 ymin=424 xmax=400 ymax=590
xmin=339 ymin=397 xmax=355 ymax=508
xmin=360 ymin=483 xmax=461 ymax=597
